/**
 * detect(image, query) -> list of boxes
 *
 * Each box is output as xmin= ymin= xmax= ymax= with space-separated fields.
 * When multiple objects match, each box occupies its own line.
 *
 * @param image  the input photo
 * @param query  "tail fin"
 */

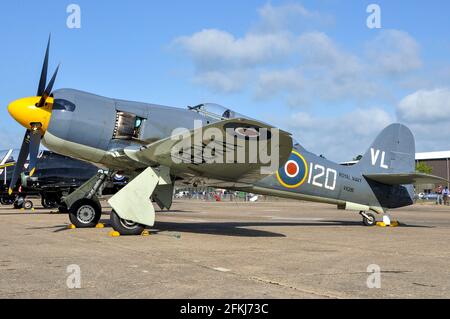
xmin=355 ymin=124 xmax=415 ymax=174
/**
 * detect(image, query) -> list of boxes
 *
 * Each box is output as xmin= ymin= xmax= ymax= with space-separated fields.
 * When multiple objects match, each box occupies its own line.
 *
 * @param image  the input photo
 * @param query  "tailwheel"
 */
xmin=361 ymin=211 xmax=377 ymax=227
xmin=23 ymin=200 xmax=33 ymax=210
xmin=14 ymin=197 xmax=33 ymax=210
xmin=69 ymin=198 xmax=102 ymax=228
xmin=110 ymin=210 xmax=145 ymax=236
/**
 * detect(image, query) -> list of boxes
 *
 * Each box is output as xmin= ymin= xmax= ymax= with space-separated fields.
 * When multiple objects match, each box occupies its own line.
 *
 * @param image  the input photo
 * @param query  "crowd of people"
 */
xmin=436 ymin=185 xmax=450 ymax=205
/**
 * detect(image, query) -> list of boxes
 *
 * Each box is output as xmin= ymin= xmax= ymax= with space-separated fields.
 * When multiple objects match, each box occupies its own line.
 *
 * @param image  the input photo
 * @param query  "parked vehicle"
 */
xmin=0 ymin=150 xmax=127 ymax=210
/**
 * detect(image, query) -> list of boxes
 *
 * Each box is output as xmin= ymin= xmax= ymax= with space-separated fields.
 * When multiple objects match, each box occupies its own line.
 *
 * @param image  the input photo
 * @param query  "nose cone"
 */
xmin=8 ymin=97 xmax=53 ymax=132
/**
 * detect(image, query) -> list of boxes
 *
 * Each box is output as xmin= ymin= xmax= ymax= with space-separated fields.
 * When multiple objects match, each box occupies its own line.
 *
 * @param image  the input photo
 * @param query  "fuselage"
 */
xmin=41 ymin=88 xmax=413 ymax=212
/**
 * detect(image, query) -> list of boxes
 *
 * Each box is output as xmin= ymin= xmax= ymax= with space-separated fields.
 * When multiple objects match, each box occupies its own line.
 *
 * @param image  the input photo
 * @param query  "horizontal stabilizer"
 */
xmin=364 ymin=173 xmax=448 ymax=185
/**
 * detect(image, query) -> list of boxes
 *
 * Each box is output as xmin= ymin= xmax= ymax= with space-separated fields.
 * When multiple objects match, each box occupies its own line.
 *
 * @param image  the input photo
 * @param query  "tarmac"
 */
xmin=0 ymin=199 xmax=449 ymax=299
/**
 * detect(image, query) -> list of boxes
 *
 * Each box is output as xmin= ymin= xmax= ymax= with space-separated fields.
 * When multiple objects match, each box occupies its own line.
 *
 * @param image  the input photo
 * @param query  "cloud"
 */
xmin=174 ymin=29 xmax=294 ymax=71
xmin=397 ymin=88 xmax=450 ymax=123
xmin=256 ymin=32 xmax=381 ymax=106
xmin=169 ymin=3 xmax=450 ymax=159
xmin=193 ymin=70 xmax=249 ymax=93
xmin=296 ymin=31 xmax=362 ymax=74
xmin=171 ymin=3 xmax=434 ymax=158
xmin=172 ymin=2 xmax=422 ymax=108
xmin=172 ymin=2 xmax=327 ymax=94
xmin=397 ymin=88 xmax=450 ymax=152
xmin=256 ymin=2 xmax=333 ymax=32
xmin=255 ymin=68 xmax=304 ymax=99
xmin=174 ymin=26 xmax=380 ymax=103
xmin=366 ymin=29 xmax=422 ymax=76
xmin=283 ymin=108 xmax=394 ymax=161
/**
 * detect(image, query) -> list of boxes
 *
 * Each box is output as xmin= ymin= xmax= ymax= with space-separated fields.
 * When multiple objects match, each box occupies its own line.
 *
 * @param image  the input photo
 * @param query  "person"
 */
xmin=443 ymin=187 xmax=450 ymax=206
xmin=436 ymin=185 xmax=443 ymax=205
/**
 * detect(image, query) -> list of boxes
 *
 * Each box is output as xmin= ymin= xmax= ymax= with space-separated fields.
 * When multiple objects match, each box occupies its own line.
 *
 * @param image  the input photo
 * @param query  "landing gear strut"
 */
xmin=360 ymin=211 xmax=377 ymax=227
xmin=64 ymin=166 xmax=172 ymax=235
xmin=63 ymin=170 xmax=112 ymax=228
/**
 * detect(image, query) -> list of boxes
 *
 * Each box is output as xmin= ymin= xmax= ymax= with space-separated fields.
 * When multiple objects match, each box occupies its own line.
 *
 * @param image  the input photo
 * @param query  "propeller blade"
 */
xmin=8 ymin=131 xmax=31 ymax=195
xmin=28 ymin=130 xmax=41 ymax=177
xmin=37 ymin=35 xmax=51 ymax=96
xmin=37 ymin=64 xmax=60 ymax=107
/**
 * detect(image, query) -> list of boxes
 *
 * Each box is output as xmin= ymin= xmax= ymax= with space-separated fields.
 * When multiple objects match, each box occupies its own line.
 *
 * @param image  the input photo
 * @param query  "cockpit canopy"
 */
xmin=188 ymin=103 xmax=247 ymax=120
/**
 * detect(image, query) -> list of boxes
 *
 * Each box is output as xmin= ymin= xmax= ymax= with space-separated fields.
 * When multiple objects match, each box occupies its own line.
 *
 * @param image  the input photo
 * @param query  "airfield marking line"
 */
xmin=195 ymin=263 xmax=344 ymax=298
xmin=247 ymin=276 xmax=344 ymax=299
xmin=213 ymin=267 xmax=232 ymax=272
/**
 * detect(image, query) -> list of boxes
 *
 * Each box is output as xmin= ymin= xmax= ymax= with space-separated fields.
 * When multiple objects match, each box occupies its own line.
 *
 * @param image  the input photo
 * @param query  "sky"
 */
xmin=1 ymin=0 xmax=450 ymax=162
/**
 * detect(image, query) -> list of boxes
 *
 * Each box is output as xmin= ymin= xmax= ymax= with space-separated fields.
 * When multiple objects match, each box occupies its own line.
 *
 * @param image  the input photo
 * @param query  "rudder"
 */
xmin=355 ymin=124 xmax=416 ymax=174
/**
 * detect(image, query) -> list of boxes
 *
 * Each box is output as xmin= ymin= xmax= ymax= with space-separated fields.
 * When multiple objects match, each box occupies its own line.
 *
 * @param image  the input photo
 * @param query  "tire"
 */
xmin=23 ymin=200 xmax=33 ymax=210
xmin=68 ymin=199 xmax=102 ymax=228
xmin=363 ymin=212 xmax=377 ymax=227
xmin=1 ymin=197 xmax=14 ymax=206
xmin=110 ymin=210 xmax=145 ymax=236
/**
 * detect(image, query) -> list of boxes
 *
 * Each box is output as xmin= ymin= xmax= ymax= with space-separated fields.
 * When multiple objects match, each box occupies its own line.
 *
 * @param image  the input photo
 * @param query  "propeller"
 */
xmin=8 ymin=36 xmax=59 ymax=195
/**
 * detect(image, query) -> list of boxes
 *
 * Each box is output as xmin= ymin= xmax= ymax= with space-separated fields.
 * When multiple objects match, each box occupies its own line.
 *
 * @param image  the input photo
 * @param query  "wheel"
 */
xmin=362 ymin=212 xmax=377 ymax=227
xmin=110 ymin=210 xmax=145 ymax=236
xmin=1 ymin=197 xmax=14 ymax=205
xmin=68 ymin=199 xmax=102 ymax=228
xmin=23 ymin=200 xmax=33 ymax=210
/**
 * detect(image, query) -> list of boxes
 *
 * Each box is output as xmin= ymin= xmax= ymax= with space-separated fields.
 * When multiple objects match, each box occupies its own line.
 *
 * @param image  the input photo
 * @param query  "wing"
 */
xmin=124 ymin=118 xmax=293 ymax=184
xmin=364 ymin=173 xmax=448 ymax=185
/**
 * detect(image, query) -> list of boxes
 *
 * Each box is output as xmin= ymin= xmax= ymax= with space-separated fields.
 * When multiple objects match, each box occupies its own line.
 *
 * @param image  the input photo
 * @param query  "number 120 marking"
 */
xmin=308 ymin=163 xmax=337 ymax=191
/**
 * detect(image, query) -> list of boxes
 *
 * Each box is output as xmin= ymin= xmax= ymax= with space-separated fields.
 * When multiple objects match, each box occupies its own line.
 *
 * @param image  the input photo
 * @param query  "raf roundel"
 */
xmin=276 ymin=151 xmax=308 ymax=189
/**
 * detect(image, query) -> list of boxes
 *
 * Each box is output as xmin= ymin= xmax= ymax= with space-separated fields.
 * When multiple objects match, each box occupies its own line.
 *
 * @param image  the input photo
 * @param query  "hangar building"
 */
xmin=416 ymin=151 xmax=450 ymax=192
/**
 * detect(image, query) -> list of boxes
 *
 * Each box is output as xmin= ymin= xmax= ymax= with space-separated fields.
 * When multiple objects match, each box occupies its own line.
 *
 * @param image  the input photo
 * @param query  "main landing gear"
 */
xmin=63 ymin=170 xmax=113 ymax=229
xmin=62 ymin=169 xmax=148 ymax=235
xmin=63 ymin=167 xmax=173 ymax=236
